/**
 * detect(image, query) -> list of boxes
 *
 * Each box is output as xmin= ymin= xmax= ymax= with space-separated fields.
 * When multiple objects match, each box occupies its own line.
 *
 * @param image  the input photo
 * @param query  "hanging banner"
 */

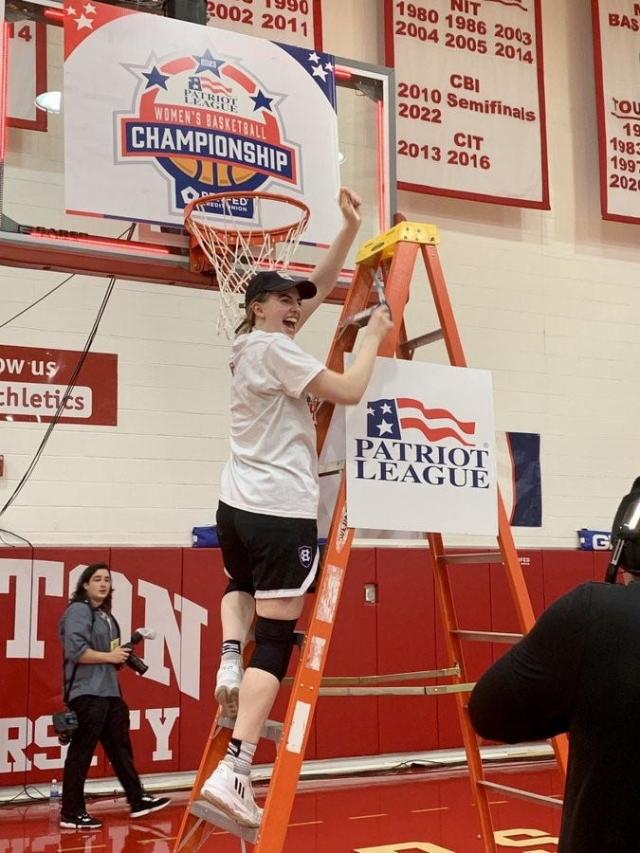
xmin=384 ymin=0 xmax=549 ymax=208
xmin=0 ymin=345 xmax=118 ymax=426
xmin=345 ymin=358 xmax=497 ymax=535
xmin=63 ymin=1 xmax=341 ymax=241
xmin=206 ymin=0 xmax=323 ymax=50
xmin=592 ymin=1 xmax=640 ymax=223
xmin=497 ymin=431 xmax=541 ymax=527
xmin=7 ymin=20 xmax=47 ymax=131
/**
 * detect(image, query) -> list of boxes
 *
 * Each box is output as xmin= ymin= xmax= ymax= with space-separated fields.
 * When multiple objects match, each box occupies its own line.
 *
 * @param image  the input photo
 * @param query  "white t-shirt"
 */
xmin=219 ymin=331 xmax=325 ymax=519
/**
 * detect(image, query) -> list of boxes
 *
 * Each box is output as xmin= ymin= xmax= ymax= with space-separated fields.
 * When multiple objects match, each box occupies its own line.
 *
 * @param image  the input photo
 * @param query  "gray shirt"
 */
xmin=59 ymin=601 xmax=121 ymax=702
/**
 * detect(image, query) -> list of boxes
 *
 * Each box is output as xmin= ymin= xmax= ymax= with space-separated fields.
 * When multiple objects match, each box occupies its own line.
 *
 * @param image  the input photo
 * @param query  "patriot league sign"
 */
xmin=63 ymin=1 xmax=341 ymax=241
xmin=345 ymin=358 xmax=498 ymax=535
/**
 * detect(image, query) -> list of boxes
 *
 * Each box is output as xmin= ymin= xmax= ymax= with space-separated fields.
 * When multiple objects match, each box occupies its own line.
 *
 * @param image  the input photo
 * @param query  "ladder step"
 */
xmin=478 ymin=780 xmax=563 ymax=809
xmin=191 ymin=798 xmax=259 ymax=843
xmin=440 ymin=551 xmax=503 ymax=564
xmin=218 ymin=717 xmax=283 ymax=743
xmin=284 ymin=665 xmax=461 ymax=687
xmin=319 ymin=682 xmax=474 ymax=697
xmin=452 ymin=630 xmax=523 ymax=644
xmin=399 ymin=328 xmax=443 ymax=354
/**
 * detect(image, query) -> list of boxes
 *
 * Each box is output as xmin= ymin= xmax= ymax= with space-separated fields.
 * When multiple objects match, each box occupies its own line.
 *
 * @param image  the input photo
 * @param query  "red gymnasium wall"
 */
xmin=0 ymin=547 xmax=610 ymax=788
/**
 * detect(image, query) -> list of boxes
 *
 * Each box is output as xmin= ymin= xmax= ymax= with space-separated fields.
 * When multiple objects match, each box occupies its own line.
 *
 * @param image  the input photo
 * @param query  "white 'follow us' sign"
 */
xmin=345 ymin=357 xmax=497 ymax=535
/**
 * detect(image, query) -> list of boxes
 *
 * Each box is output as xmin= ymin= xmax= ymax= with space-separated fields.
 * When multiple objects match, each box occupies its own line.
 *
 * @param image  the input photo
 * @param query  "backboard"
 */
xmin=0 ymin=0 xmax=395 ymax=299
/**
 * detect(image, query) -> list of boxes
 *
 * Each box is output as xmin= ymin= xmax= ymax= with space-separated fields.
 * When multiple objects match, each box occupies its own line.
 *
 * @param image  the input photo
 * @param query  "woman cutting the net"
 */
xmin=200 ymin=187 xmax=393 ymax=826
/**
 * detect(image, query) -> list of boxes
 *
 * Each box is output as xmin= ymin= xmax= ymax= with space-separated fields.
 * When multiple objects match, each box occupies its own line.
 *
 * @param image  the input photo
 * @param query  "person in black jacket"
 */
xmin=469 ymin=478 xmax=640 ymax=853
xmin=59 ymin=562 xmax=170 ymax=830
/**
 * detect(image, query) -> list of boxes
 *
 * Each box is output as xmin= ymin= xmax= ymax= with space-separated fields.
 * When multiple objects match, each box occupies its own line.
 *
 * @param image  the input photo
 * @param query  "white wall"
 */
xmin=1 ymin=0 xmax=638 ymax=546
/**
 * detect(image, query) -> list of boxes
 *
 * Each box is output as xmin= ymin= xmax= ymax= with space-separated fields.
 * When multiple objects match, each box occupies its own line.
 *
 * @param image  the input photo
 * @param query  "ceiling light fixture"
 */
xmin=34 ymin=90 xmax=62 ymax=113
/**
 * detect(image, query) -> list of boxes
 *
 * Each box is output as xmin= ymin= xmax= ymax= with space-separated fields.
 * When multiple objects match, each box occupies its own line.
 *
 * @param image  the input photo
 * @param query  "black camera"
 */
xmin=121 ymin=627 xmax=155 ymax=676
xmin=52 ymin=710 xmax=79 ymax=745
xmin=606 ymin=478 xmax=640 ymax=583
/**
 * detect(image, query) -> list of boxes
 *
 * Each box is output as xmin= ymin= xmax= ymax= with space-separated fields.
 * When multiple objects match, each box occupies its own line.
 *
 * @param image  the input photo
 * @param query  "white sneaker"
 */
xmin=215 ymin=658 xmax=243 ymax=718
xmin=201 ymin=760 xmax=263 ymax=827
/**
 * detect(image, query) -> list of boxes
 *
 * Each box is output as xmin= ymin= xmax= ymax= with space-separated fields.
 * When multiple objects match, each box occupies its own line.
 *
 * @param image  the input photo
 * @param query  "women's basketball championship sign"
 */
xmin=63 ymin=1 xmax=341 ymax=242
xmin=345 ymin=358 xmax=497 ymax=535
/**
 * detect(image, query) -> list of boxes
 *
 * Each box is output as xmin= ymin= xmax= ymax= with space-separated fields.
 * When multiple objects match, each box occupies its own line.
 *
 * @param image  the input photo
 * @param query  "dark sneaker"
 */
xmin=59 ymin=811 xmax=103 ymax=830
xmin=130 ymin=795 xmax=171 ymax=818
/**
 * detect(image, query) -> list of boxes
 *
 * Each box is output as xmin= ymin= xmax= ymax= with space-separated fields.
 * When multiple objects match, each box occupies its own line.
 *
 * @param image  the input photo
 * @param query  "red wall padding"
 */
xmin=0 ymin=546 xmax=608 ymax=787
xmin=376 ymin=548 xmax=438 ymax=754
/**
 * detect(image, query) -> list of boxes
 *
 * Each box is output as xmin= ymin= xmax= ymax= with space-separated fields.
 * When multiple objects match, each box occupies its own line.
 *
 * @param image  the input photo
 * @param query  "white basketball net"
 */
xmin=185 ymin=194 xmax=309 ymax=340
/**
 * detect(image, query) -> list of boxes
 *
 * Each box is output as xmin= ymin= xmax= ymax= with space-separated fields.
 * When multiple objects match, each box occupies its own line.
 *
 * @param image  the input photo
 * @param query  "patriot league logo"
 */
xmin=355 ymin=397 xmax=490 ymax=488
xmin=118 ymin=47 xmax=299 ymax=217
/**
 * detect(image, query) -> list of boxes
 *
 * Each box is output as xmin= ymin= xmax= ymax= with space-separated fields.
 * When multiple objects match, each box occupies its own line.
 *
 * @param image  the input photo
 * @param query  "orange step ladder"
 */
xmin=173 ymin=220 xmax=568 ymax=852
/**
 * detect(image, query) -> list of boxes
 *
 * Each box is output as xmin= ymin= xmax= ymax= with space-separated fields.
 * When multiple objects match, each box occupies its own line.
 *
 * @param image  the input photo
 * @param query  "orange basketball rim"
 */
xmin=184 ymin=190 xmax=310 ymax=339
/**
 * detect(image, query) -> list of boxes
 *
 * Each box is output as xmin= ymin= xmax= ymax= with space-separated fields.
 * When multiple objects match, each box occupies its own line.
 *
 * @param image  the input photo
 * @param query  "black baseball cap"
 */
xmin=243 ymin=270 xmax=317 ymax=307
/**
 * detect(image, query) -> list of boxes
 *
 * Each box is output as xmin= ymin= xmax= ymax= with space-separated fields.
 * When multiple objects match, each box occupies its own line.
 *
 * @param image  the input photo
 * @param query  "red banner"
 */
xmin=206 ymin=0 xmax=323 ymax=50
xmin=7 ymin=21 xmax=47 ymax=132
xmin=592 ymin=0 xmax=640 ymax=223
xmin=385 ymin=0 xmax=549 ymax=208
xmin=0 ymin=344 xmax=117 ymax=426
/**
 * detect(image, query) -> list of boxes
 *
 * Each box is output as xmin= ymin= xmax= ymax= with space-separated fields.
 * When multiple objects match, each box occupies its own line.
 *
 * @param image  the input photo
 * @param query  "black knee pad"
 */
xmin=224 ymin=579 xmax=255 ymax=596
xmin=249 ymin=617 xmax=297 ymax=681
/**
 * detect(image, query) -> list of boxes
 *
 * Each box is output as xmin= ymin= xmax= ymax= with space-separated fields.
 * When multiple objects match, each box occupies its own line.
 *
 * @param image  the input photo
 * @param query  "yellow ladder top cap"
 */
xmin=356 ymin=221 xmax=440 ymax=265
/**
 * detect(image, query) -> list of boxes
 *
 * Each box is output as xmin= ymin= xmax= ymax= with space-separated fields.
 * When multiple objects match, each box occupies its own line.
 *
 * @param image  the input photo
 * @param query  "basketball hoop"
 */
xmin=184 ymin=191 xmax=310 ymax=339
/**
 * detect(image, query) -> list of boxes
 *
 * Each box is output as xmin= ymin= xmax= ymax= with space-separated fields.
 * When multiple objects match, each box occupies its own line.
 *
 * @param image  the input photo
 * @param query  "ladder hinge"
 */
xmin=318 ymin=461 xmax=345 ymax=477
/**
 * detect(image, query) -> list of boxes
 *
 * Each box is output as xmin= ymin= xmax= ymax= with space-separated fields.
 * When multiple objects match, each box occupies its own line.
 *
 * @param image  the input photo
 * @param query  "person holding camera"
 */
xmin=469 ymin=478 xmax=640 ymax=852
xmin=58 ymin=562 xmax=170 ymax=830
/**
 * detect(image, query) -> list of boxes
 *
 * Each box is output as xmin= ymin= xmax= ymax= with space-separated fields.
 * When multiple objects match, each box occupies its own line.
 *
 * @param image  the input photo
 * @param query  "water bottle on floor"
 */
xmin=48 ymin=778 xmax=60 ymax=829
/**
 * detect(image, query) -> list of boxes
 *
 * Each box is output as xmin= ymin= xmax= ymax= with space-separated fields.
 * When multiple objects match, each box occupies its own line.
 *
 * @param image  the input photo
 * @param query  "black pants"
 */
xmin=62 ymin=695 xmax=143 ymax=815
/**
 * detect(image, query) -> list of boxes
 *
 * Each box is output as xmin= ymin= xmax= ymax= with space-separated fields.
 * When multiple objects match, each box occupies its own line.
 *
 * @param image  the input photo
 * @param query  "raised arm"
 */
xmin=304 ymin=305 xmax=393 ymax=405
xmin=298 ymin=187 xmax=362 ymax=327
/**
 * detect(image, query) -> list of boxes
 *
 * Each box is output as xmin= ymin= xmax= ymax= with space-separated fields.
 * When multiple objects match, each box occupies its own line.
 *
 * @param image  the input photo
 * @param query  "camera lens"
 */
xmin=126 ymin=653 xmax=149 ymax=675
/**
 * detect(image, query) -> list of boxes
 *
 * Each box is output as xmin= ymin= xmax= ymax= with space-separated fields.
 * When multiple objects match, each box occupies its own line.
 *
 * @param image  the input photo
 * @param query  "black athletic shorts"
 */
xmin=216 ymin=501 xmax=319 ymax=599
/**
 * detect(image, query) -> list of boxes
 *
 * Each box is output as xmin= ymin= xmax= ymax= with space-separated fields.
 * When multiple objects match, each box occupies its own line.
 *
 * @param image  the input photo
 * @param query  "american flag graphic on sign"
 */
xmin=366 ymin=398 xmax=476 ymax=446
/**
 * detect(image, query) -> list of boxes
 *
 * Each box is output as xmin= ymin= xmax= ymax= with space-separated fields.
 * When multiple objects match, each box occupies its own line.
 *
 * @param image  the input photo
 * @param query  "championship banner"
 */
xmin=384 ymin=0 xmax=549 ymax=208
xmin=206 ymin=0 xmax=323 ymax=50
xmin=0 ymin=344 xmax=118 ymax=426
xmin=592 ymin=1 xmax=640 ymax=223
xmin=345 ymin=358 xmax=497 ymax=535
xmin=63 ymin=1 xmax=341 ymax=241
xmin=7 ymin=20 xmax=47 ymax=131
